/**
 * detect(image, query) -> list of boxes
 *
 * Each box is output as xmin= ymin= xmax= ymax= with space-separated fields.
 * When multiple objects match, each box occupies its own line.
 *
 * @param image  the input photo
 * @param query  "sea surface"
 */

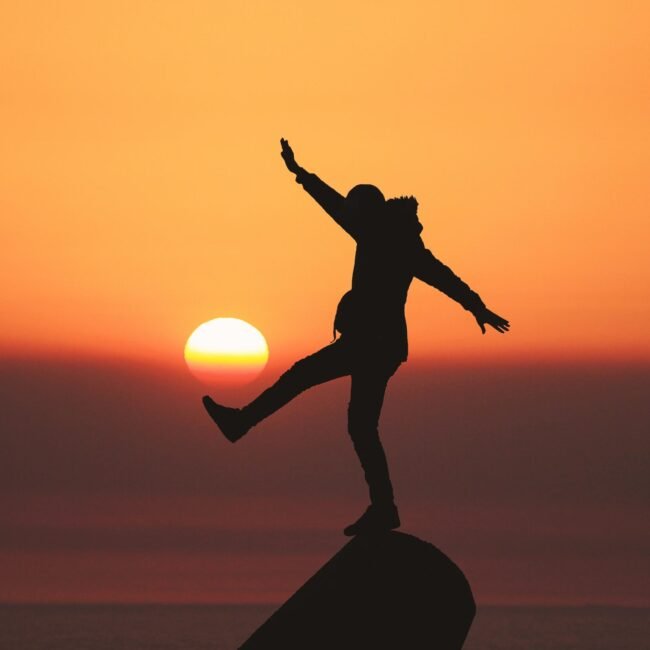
xmin=1 ymin=604 xmax=648 ymax=649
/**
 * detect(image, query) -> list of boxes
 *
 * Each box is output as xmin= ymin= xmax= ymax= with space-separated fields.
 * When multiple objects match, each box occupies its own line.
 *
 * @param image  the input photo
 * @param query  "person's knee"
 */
xmin=347 ymin=409 xmax=379 ymax=442
xmin=282 ymin=357 xmax=313 ymax=387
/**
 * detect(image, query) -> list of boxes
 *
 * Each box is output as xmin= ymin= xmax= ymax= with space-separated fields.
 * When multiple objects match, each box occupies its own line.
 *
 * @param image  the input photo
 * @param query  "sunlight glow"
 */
xmin=184 ymin=318 xmax=269 ymax=385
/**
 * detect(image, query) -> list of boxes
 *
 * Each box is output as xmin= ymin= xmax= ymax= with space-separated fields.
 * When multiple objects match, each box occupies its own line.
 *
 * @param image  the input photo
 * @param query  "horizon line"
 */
xmin=2 ymin=344 xmax=650 ymax=369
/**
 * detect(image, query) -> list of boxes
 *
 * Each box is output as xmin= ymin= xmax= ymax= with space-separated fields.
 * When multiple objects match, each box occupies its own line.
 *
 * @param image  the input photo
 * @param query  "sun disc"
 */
xmin=184 ymin=318 xmax=269 ymax=386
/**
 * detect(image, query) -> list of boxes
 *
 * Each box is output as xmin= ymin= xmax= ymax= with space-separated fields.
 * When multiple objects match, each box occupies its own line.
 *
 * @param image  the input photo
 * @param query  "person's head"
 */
xmin=344 ymin=184 xmax=385 ymax=223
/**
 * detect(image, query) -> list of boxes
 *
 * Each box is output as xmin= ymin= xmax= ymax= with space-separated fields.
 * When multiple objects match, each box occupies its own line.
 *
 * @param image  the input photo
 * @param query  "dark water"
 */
xmin=1 ymin=604 xmax=648 ymax=649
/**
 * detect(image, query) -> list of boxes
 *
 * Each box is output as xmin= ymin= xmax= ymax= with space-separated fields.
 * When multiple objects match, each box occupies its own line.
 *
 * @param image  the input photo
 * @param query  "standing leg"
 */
xmin=203 ymin=339 xmax=351 ymax=441
xmin=347 ymin=362 xmax=399 ymax=505
xmin=343 ymin=355 xmax=402 ymax=535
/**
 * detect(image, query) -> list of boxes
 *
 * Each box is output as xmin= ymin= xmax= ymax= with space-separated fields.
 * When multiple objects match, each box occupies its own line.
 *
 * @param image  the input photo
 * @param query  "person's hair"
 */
xmin=385 ymin=195 xmax=422 ymax=235
xmin=386 ymin=195 xmax=418 ymax=213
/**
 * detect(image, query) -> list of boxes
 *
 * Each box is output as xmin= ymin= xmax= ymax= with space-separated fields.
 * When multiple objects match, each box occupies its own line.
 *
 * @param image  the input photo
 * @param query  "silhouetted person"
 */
xmin=203 ymin=139 xmax=509 ymax=536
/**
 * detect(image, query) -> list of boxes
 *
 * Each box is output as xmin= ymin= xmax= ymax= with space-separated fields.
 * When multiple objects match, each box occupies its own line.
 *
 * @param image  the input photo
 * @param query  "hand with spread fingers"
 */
xmin=280 ymin=138 xmax=301 ymax=174
xmin=473 ymin=306 xmax=510 ymax=335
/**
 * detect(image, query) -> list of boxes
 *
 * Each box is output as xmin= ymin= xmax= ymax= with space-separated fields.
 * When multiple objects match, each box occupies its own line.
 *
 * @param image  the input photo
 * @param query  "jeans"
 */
xmin=240 ymin=335 xmax=403 ymax=506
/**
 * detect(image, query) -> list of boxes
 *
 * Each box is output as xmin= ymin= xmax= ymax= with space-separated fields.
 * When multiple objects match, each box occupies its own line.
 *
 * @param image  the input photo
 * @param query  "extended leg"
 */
xmin=203 ymin=339 xmax=352 ymax=441
xmin=240 ymin=339 xmax=351 ymax=428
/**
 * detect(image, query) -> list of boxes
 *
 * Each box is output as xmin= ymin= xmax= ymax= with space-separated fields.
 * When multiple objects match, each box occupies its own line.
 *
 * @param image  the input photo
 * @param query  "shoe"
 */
xmin=202 ymin=396 xmax=250 ymax=443
xmin=343 ymin=503 xmax=400 ymax=537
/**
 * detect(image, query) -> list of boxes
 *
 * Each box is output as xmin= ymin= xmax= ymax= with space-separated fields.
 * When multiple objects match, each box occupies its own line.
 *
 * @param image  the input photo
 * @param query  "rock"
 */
xmin=240 ymin=531 xmax=475 ymax=649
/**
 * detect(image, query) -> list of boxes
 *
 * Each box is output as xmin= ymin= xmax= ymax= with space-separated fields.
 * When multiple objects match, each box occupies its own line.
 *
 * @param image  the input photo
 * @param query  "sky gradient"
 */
xmin=1 ymin=2 xmax=649 ymax=605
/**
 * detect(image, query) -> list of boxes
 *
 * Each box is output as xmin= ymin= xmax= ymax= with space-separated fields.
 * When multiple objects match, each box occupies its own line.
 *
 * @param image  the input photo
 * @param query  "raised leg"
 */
xmin=240 ymin=339 xmax=351 ymax=429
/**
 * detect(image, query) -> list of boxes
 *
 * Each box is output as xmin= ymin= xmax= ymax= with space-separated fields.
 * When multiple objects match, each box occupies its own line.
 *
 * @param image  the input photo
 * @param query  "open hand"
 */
xmin=280 ymin=138 xmax=301 ymax=174
xmin=474 ymin=307 xmax=510 ymax=334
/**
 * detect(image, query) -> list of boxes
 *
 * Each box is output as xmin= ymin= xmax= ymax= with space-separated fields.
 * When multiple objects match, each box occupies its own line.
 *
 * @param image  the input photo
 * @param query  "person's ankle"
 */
xmin=372 ymin=500 xmax=397 ymax=511
xmin=238 ymin=408 xmax=255 ymax=432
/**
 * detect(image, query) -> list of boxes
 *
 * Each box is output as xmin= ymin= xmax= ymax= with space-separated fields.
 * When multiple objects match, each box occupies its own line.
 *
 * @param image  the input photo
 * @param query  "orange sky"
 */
xmin=2 ymin=1 xmax=649 ymax=368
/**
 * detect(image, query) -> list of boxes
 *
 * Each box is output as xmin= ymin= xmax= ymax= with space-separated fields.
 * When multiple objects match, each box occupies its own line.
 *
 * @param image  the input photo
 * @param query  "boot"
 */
xmin=202 ymin=396 xmax=251 ymax=443
xmin=343 ymin=502 xmax=400 ymax=537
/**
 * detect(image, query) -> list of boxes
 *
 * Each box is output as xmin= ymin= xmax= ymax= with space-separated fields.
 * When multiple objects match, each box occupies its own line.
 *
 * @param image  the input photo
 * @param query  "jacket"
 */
xmin=296 ymin=169 xmax=485 ymax=362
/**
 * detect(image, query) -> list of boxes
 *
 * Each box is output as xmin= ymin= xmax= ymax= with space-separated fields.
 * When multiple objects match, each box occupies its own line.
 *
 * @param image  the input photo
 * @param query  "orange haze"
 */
xmin=1 ymin=1 xmax=648 ymax=369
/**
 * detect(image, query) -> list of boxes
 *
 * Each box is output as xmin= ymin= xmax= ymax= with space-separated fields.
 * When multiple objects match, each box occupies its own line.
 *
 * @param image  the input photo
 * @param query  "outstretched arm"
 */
xmin=280 ymin=138 xmax=357 ymax=238
xmin=413 ymin=241 xmax=510 ymax=334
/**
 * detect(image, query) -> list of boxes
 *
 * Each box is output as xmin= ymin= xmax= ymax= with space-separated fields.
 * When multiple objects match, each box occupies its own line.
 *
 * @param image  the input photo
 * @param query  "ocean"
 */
xmin=1 ymin=604 xmax=648 ymax=649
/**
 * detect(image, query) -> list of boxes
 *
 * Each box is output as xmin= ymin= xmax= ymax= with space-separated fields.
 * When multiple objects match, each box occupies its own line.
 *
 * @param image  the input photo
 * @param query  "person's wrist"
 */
xmin=471 ymin=302 xmax=486 ymax=317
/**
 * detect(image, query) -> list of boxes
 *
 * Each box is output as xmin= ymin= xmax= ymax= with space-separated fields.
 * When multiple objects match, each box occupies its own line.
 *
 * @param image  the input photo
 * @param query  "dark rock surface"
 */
xmin=240 ymin=531 xmax=475 ymax=649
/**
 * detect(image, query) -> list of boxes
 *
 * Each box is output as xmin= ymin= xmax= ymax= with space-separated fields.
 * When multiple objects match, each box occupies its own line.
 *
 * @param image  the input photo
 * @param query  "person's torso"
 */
xmin=338 ymin=223 xmax=422 ymax=360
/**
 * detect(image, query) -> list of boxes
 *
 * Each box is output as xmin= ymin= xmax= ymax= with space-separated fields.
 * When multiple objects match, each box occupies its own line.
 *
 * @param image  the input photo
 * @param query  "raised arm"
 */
xmin=413 ymin=240 xmax=510 ymax=334
xmin=280 ymin=138 xmax=357 ymax=238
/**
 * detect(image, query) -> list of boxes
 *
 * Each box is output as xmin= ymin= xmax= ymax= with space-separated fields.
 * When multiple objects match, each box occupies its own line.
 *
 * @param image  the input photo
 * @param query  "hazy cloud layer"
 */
xmin=1 ymin=356 xmax=648 ymax=604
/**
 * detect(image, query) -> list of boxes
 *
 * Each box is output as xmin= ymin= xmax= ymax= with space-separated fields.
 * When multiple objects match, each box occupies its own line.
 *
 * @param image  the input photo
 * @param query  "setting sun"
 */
xmin=184 ymin=318 xmax=269 ymax=386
